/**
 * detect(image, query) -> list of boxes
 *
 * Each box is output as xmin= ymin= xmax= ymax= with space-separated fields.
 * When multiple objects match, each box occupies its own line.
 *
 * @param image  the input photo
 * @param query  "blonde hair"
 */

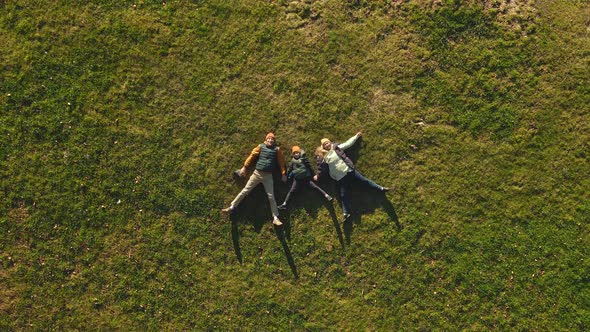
xmin=315 ymin=146 xmax=326 ymax=157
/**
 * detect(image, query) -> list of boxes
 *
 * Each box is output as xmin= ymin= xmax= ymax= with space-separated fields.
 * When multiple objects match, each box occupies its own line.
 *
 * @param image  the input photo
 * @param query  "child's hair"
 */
xmin=315 ymin=146 xmax=326 ymax=157
xmin=291 ymin=145 xmax=301 ymax=154
xmin=314 ymin=146 xmax=325 ymax=164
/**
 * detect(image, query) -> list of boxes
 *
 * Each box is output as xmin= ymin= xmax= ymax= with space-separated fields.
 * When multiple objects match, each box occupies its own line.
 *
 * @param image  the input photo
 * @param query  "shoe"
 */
xmin=380 ymin=187 xmax=390 ymax=192
xmin=325 ymin=194 xmax=333 ymax=201
xmin=222 ymin=206 xmax=235 ymax=214
xmin=272 ymin=218 xmax=283 ymax=226
xmin=343 ymin=213 xmax=351 ymax=222
xmin=278 ymin=203 xmax=287 ymax=210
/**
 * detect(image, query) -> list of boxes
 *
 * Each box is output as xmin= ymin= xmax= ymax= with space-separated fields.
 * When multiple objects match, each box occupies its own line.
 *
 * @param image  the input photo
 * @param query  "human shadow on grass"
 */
xmin=275 ymin=226 xmax=298 ymax=279
xmin=311 ymin=139 xmax=401 ymax=246
xmin=228 ymin=186 xmax=273 ymax=261
xmin=341 ymin=187 xmax=401 ymax=245
xmin=228 ymin=184 xmax=299 ymax=278
xmin=278 ymin=180 xmax=344 ymax=250
xmin=325 ymin=137 xmax=401 ymax=244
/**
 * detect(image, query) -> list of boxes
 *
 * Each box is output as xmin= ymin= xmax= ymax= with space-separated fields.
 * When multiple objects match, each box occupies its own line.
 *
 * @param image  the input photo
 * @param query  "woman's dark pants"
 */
xmin=337 ymin=170 xmax=382 ymax=214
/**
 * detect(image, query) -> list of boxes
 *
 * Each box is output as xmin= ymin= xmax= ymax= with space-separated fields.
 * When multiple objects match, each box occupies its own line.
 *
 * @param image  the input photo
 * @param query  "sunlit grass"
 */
xmin=1 ymin=0 xmax=588 ymax=330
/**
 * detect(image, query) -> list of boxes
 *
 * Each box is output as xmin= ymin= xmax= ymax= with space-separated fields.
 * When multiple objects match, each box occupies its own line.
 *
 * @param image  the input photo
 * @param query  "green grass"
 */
xmin=1 ymin=0 xmax=589 ymax=330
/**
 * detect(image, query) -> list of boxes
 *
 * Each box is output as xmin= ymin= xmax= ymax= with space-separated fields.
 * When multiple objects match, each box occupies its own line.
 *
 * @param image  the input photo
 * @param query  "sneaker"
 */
xmin=278 ymin=203 xmax=287 ymax=210
xmin=343 ymin=213 xmax=351 ymax=222
xmin=222 ymin=206 xmax=235 ymax=214
xmin=325 ymin=194 xmax=333 ymax=201
xmin=272 ymin=218 xmax=283 ymax=226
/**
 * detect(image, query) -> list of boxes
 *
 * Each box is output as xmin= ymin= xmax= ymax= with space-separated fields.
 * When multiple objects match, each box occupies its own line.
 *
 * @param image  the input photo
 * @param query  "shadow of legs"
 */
xmin=325 ymin=203 xmax=344 ymax=249
xmin=282 ymin=212 xmax=292 ymax=240
xmin=339 ymin=193 xmax=399 ymax=246
xmin=379 ymin=194 xmax=401 ymax=231
xmin=275 ymin=227 xmax=298 ymax=279
xmin=230 ymin=216 xmax=242 ymax=264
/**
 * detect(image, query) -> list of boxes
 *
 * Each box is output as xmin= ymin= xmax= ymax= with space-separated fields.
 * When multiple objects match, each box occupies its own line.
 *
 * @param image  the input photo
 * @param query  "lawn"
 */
xmin=1 ymin=0 xmax=588 ymax=330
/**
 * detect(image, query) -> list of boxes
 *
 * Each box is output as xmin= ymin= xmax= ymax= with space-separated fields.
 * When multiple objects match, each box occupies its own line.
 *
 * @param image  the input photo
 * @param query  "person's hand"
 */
xmin=313 ymin=175 xmax=318 ymax=182
xmin=356 ymin=131 xmax=362 ymax=138
xmin=239 ymin=167 xmax=246 ymax=177
xmin=281 ymin=175 xmax=287 ymax=183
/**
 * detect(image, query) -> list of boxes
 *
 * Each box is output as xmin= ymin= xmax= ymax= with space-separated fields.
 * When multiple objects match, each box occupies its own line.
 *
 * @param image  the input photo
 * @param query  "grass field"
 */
xmin=1 ymin=0 xmax=589 ymax=330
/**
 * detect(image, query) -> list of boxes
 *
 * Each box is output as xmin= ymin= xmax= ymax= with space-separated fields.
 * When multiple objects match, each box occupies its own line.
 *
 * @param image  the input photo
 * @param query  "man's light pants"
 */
xmin=231 ymin=170 xmax=279 ymax=218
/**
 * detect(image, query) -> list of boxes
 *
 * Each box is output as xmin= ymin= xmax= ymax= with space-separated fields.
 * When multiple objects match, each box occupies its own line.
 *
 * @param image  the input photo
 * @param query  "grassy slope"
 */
xmin=1 ymin=0 xmax=588 ymax=330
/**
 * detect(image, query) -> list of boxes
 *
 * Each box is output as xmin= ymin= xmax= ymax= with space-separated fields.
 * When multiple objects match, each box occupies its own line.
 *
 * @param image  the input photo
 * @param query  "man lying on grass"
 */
xmin=222 ymin=132 xmax=287 ymax=226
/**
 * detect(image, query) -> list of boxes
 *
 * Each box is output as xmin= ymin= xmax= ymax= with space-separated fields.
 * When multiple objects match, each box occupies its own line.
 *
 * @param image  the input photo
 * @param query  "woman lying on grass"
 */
xmin=314 ymin=131 xmax=390 ymax=222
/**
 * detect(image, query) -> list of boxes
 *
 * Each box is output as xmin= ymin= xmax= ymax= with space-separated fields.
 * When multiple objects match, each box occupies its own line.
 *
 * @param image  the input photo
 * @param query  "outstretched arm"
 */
xmin=338 ymin=131 xmax=362 ymax=150
xmin=277 ymin=148 xmax=287 ymax=182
